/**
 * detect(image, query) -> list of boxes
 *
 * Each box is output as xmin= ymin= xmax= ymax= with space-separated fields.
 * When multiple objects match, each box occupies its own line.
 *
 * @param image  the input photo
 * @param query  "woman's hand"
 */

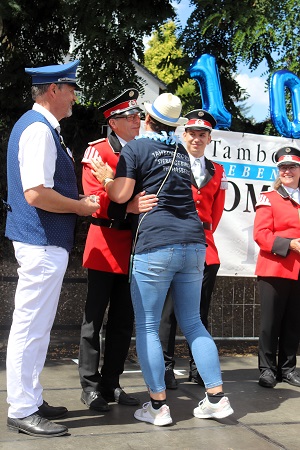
xmin=126 ymin=191 xmax=158 ymax=214
xmin=91 ymin=157 xmax=114 ymax=184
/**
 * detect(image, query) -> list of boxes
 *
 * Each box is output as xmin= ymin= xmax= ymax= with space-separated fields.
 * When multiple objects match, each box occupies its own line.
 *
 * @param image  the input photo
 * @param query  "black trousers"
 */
xmin=78 ymin=269 xmax=134 ymax=391
xmin=159 ymin=263 xmax=219 ymax=370
xmin=258 ymin=274 xmax=300 ymax=378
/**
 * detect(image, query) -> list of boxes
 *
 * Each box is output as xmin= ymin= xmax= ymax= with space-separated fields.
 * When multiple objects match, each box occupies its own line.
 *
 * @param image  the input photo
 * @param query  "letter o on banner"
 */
xmin=188 ymin=54 xmax=232 ymax=129
xmin=269 ymin=70 xmax=300 ymax=138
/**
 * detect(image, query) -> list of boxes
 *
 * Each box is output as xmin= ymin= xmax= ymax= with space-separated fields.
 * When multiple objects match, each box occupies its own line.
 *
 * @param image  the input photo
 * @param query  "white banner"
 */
xmin=176 ymin=127 xmax=300 ymax=277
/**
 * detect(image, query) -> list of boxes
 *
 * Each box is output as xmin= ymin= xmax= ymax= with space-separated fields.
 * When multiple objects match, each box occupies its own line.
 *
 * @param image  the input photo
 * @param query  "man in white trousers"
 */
xmin=5 ymin=60 xmax=99 ymax=438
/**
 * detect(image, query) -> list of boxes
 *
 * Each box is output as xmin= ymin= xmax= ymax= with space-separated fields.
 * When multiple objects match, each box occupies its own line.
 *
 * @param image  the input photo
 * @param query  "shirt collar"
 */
xmin=115 ymin=133 xmax=127 ymax=147
xmin=33 ymin=103 xmax=60 ymax=132
xmin=283 ymin=186 xmax=299 ymax=196
xmin=189 ymin=154 xmax=205 ymax=166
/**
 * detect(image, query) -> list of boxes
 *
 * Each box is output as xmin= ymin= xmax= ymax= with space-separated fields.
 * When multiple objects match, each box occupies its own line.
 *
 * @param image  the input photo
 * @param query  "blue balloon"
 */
xmin=269 ymin=70 xmax=300 ymax=138
xmin=188 ymin=54 xmax=232 ymax=129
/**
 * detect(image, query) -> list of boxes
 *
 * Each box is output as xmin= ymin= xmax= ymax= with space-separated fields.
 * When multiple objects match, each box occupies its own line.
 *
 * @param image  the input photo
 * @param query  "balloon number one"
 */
xmin=188 ymin=54 xmax=232 ymax=130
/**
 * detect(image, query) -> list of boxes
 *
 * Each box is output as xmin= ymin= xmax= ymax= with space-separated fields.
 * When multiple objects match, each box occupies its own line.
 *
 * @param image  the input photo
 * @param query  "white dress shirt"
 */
xmin=284 ymin=186 xmax=300 ymax=204
xmin=190 ymin=155 xmax=205 ymax=187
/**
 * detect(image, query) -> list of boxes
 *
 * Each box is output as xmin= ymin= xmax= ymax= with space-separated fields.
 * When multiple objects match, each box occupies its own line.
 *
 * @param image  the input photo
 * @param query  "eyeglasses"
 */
xmin=113 ymin=113 xmax=141 ymax=122
xmin=279 ymin=165 xmax=300 ymax=172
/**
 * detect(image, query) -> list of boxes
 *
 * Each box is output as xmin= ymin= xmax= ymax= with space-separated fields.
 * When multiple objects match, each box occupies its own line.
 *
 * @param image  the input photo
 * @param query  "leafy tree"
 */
xmin=144 ymin=21 xmax=198 ymax=114
xmin=0 ymin=0 xmax=70 ymax=120
xmin=195 ymin=0 xmax=300 ymax=74
xmin=144 ymin=21 xmax=186 ymax=84
xmin=67 ymin=0 xmax=175 ymax=104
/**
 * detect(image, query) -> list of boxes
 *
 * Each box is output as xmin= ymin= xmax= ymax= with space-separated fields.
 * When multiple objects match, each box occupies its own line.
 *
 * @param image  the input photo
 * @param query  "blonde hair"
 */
xmin=273 ymin=177 xmax=282 ymax=190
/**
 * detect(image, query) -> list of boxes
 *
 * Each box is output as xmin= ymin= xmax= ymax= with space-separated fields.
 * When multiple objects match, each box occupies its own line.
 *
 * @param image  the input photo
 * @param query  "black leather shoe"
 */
xmin=38 ymin=400 xmax=68 ymax=419
xmin=188 ymin=371 xmax=205 ymax=387
xmin=165 ymin=369 xmax=178 ymax=389
xmin=81 ymin=390 xmax=109 ymax=412
xmin=101 ymin=387 xmax=140 ymax=406
xmin=258 ymin=369 xmax=277 ymax=388
xmin=282 ymin=371 xmax=300 ymax=387
xmin=7 ymin=412 xmax=68 ymax=437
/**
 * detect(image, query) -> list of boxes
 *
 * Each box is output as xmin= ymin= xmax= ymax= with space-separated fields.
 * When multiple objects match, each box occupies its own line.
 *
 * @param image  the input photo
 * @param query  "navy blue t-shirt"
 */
xmin=115 ymin=133 xmax=206 ymax=254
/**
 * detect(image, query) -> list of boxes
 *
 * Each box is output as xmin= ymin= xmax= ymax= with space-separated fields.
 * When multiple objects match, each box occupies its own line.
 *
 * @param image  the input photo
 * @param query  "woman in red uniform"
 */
xmin=254 ymin=146 xmax=300 ymax=388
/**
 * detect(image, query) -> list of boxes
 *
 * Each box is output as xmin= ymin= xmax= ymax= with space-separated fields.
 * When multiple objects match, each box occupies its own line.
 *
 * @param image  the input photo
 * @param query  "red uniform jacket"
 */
xmin=81 ymin=136 xmax=132 ymax=274
xmin=191 ymin=158 xmax=227 ymax=265
xmin=254 ymin=186 xmax=300 ymax=280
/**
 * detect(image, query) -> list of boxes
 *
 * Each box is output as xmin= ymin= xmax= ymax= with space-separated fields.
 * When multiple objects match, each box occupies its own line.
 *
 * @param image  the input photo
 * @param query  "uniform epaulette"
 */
xmin=219 ymin=164 xmax=228 ymax=190
xmin=220 ymin=179 xmax=228 ymax=190
xmin=81 ymin=146 xmax=101 ymax=164
xmin=255 ymin=193 xmax=272 ymax=207
xmin=88 ymin=138 xmax=106 ymax=146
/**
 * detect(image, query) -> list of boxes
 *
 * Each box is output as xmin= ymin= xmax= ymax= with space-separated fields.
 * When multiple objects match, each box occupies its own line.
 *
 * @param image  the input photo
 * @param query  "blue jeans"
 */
xmin=131 ymin=243 xmax=222 ymax=394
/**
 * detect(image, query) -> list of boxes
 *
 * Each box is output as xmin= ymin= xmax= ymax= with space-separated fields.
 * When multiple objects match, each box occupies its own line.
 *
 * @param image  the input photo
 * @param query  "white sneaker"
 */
xmin=134 ymin=402 xmax=172 ymax=426
xmin=193 ymin=393 xmax=234 ymax=419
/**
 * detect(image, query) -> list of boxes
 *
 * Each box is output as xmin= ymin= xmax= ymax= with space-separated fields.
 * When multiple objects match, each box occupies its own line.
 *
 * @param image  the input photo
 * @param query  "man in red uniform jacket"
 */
xmin=79 ymin=89 xmax=143 ymax=411
xmin=159 ymin=109 xmax=228 ymax=389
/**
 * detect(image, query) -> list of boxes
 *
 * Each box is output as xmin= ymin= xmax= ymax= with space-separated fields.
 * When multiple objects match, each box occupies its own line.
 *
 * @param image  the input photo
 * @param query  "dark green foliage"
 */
xmin=67 ymin=0 xmax=175 ymax=103
xmin=0 ymin=0 xmax=70 ymax=115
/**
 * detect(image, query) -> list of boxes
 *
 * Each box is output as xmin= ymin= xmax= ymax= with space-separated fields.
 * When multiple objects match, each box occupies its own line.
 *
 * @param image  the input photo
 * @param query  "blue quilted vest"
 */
xmin=5 ymin=110 xmax=78 ymax=252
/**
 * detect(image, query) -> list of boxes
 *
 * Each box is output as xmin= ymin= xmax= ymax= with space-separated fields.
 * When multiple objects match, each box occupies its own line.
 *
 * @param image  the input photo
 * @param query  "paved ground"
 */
xmin=1 ymin=356 xmax=300 ymax=450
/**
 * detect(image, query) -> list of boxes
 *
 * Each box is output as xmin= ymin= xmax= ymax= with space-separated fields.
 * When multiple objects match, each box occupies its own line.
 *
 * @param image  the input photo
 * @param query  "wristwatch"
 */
xmin=103 ymin=177 xmax=114 ymax=188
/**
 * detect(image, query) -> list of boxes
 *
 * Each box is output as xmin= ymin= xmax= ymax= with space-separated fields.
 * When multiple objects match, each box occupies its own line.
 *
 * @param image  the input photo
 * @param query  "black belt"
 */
xmin=202 ymin=222 xmax=212 ymax=231
xmin=90 ymin=217 xmax=132 ymax=230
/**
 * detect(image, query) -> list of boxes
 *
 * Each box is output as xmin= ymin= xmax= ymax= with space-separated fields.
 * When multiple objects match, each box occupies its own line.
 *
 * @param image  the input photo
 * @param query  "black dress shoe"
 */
xmin=101 ymin=387 xmax=140 ymax=406
xmin=188 ymin=371 xmax=205 ymax=387
xmin=7 ymin=412 xmax=68 ymax=437
xmin=38 ymin=400 xmax=68 ymax=419
xmin=258 ymin=369 xmax=277 ymax=388
xmin=165 ymin=369 xmax=178 ymax=389
xmin=282 ymin=371 xmax=300 ymax=387
xmin=81 ymin=390 xmax=109 ymax=412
